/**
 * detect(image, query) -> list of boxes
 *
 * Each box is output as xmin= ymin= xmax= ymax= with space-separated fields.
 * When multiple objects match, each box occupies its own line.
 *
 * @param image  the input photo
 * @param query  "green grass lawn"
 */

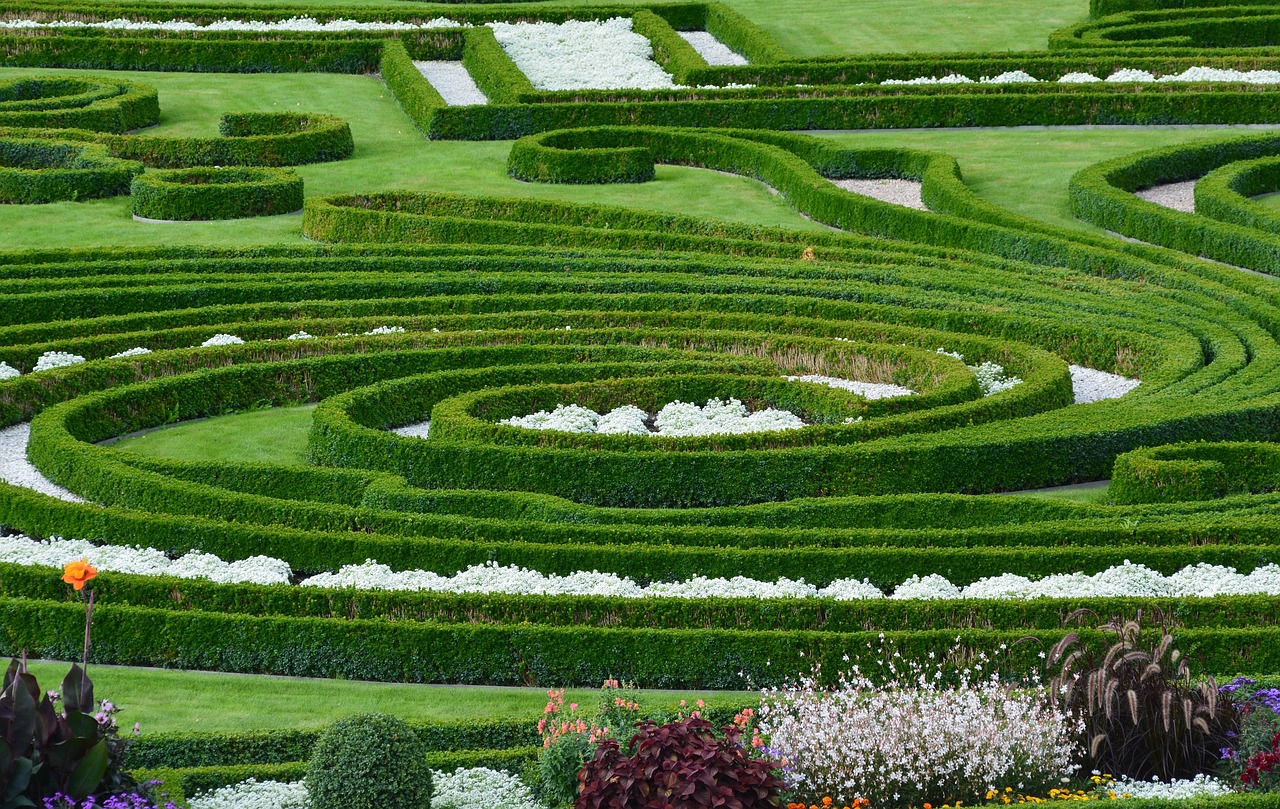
xmin=108 ymin=405 xmax=316 ymax=465
xmin=23 ymin=660 xmax=749 ymax=734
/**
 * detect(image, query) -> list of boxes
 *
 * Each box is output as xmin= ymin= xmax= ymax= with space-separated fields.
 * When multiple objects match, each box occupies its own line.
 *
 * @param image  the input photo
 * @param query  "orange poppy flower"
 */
xmin=62 ymin=558 xmax=98 ymax=591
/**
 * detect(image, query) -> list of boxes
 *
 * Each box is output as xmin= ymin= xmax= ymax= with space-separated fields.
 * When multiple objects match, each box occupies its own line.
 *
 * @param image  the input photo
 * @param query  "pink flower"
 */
xmin=570 ymin=703 xmax=578 ymax=711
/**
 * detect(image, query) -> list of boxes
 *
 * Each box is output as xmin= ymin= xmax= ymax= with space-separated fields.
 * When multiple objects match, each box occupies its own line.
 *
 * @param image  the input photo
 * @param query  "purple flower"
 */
xmin=1221 ymin=747 xmax=1235 ymax=760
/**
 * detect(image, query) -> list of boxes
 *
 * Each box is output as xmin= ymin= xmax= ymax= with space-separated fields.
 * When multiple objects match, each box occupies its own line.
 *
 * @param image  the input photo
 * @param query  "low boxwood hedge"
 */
xmin=0 ymin=137 xmax=142 ymax=203
xmin=130 ymin=167 xmax=303 ymax=221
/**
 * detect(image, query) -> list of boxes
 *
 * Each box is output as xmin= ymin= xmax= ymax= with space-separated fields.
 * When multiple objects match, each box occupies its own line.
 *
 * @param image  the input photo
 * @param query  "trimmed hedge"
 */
xmin=0 ymin=76 xmax=157 ymax=132
xmin=1110 ymin=441 xmax=1280 ymax=504
xmin=130 ymin=167 xmax=303 ymax=221
xmin=508 ymin=128 xmax=656 ymax=184
xmin=1194 ymin=154 xmax=1280 ymax=234
xmin=0 ymin=137 xmax=142 ymax=203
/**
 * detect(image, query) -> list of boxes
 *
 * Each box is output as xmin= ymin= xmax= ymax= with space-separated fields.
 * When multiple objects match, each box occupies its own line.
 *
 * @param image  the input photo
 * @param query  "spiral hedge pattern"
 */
xmin=1 ymin=0 xmax=1280 ymax=697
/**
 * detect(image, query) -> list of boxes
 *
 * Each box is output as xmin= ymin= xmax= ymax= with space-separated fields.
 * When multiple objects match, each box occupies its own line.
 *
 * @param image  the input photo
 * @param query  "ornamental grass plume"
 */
xmin=758 ymin=645 xmax=1080 ymax=808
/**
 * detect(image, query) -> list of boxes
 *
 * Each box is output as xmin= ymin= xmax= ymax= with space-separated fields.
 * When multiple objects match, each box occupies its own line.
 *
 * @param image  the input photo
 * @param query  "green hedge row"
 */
xmin=1110 ymin=441 xmax=1280 ymax=504
xmin=4 ymin=596 xmax=1277 ymax=688
xmin=0 ymin=76 xmax=157 ymax=132
xmin=1068 ymin=132 xmax=1280 ymax=274
xmin=0 ymin=137 xmax=142 ymax=203
xmin=1194 ymin=154 xmax=1280 ymax=234
xmin=6 ymin=563 xmax=1279 ymax=638
xmin=507 ymin=128 xmax=657 ymax=183
xmin=130 ymin=167 xmax=303 ymax=221
xmin=461 ymin=25 xmax=535 ymax=106
xmin=381 ymin=38 xmax=448 ymax=136
xmin=1052 ymin=4 xmax=1280 ymax=49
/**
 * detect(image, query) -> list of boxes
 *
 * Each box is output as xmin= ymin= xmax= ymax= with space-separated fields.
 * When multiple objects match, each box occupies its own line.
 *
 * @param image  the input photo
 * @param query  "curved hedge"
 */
xmin=1194 ymin=155 xmax=1280 ymax=234
xmin=0 ymin=137 xmax=143 ymax=203
xmin=130 ymin=167 xmax=303 ymax=221
xmin=0 ymin=76 xmax=158 ymax=132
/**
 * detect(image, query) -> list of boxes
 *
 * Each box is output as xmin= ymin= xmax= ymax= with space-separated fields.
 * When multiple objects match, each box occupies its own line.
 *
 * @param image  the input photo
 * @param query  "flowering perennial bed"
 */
xmin=489 ymin=18 xmax=680 ymax=91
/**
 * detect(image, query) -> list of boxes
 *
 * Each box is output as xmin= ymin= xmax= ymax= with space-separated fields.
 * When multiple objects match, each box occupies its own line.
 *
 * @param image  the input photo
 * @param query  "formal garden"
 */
xmin=1 ymin=0 xmax=1280 ymax=805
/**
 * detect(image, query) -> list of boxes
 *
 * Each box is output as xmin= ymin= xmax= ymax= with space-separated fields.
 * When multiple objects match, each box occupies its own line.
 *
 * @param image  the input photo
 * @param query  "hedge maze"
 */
xmin=2 ymin=0 xmax=1280 ymax=799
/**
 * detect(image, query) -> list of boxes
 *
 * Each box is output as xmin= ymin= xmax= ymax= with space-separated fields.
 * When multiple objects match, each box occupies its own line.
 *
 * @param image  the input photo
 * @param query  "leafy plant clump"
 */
xmin=575 ymin=716 xmax=783 ymax=809
xmin=305 ymin=713 xmax=433 ymax=809
xmin=1047 ymin=610 xmax=1237 ymax=782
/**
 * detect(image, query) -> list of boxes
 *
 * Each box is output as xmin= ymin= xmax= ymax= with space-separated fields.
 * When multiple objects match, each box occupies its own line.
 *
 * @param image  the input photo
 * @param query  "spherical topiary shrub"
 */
xmin=130 ymin=166 xmax=303 ymax=221
xmin=306 ymin=713 xmax=433 ymax=809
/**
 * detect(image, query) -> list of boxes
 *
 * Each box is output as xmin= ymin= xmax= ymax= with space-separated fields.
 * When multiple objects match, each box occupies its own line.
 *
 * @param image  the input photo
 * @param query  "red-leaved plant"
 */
xmin=575 ymin=716 xmax=783 ymax=809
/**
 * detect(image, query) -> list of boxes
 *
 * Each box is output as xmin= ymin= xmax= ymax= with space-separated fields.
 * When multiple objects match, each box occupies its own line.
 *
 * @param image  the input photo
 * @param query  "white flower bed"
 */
xmin=677 ymin=30 xmax=748 ymax=66
xmin=0 ymin=15 xmax=464 ymax=32
xmin=413 ymin=61 xmax=489 ymax=106
xmin=33 ymin=351 xmax=86 ymax=372
xmin=1111 ymin=774 xmax=1232 ymax=800
xmin=883 ymin=67 xmax=1280 ymax=86
xmin=201 ymin=333 xmax=244 ymax=347
xmin=392 ymin=420 xmax=431 ymax=439
xmin=489 ymin=18 xmax=679 ymax=91
xmin=937 ymin=349 xmax=1022 ymax=396
xmin=0 ymin=534 xmax=291 ymax=585
xmin=187 ymin=769 xmax=539 ymax=809
xmin=0 ymin=424 xmax=84 ymax=503
xmin=109 ymin=347 xmax=152 ymax=359
xmin=499 ymin=398 xmax=805 ymax=436
xmin=0 ymin=362 xmax=18 ymax=380
xmin=1069 ymin=365 xmax=1140 ymax=404
xmin=787 ymin=374 xmax=916 ymax=399
xmin=287 ymin=331 xmax=315 ymax=341
xmin=363 ymin=325 xmax=405 ymax=335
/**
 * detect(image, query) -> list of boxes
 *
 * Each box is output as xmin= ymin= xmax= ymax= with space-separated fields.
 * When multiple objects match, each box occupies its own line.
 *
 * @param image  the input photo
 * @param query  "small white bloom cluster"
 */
xmin=0 ymin=535 xmax=291 ymax=585
xmin=759 ymin=663 xmax=1080 ymax=806
xmin=937 ymin=349 xmax=1022 ymax=396
xmin=0 ymin=15 xmax=464 ymax=32
xmin=201 ymin=333 xmax=244 ymax=347
xmin=187 ymin=779 xmax=309 ymax=809
xmin=363 ymin=325 xmax=406 ymax=335
xmin=787 ymin=374 xmax=916 ymax=400
xmin=1111 ymin=773 xmax=1232 ymax=800
xmin=0 ymin=362 xmax=19 ymax=380
xmin=109 ymin=347 xmax=152 ymax=359
xmin=490 ymin=18 xmax=679 ymax=91
xmin=1069 ymin=365 xmax=1140 ymax=404
xmin=883 ymin=67 xmax=1280 ymax=86
xmin=287 ymin=331 xmax=315 ymax=341
xmin=392 ymin=421 xmax=432 ymax=439
xmin=433 ymin=767 xmax=541 ymax=809
xmin=677 ymin=31 xmax=748 ymax=66
xmin=500 ymin=399 xmax=804 ymax=436
xmin=33 ymin=351 xmax=86 ymax=372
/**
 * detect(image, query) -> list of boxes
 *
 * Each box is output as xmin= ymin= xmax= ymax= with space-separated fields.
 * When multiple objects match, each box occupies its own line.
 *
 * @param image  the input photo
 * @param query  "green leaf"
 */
xmin=65 ymin=739 xmax=107 ymax=800
xmin=1 ymin=756 xmax=31 ymax=802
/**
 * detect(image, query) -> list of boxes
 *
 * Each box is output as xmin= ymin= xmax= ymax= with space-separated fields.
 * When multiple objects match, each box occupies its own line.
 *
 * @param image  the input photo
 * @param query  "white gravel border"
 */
xmin=677 ymin=30 xmax=747 ymax=66
xmin=1070 ymin=365 xmax=1141 ymax=404
xmin=831 ymin=178 xmax=929 ymax=211
xmin=413 ymin=61 xmax=488 ymax=106
xmin=0 ymin=424 xmax=85 ymax=502
xmin=1134 ymin=180 xmax=1197 ymax=213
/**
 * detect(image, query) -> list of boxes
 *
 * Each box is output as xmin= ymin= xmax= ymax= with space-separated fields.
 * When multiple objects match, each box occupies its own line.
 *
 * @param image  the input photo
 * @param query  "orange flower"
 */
xmin=62 ymin=559 xmax=97 ymax=591
xmin=823 ymin=800 xmax=833 ymax=807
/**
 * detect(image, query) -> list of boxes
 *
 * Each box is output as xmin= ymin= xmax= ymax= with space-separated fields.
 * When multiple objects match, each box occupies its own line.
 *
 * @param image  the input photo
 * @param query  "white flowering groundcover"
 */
xmin=489 ymin=18 xmax=680 ymax=91
xmin=186 ymin=768 xmax=539 ymax=809
xmin=500 ymin=398 xmax=806 ymax=436
xmin=884 ymin=67 xmax=1280 ymax=85
xmin=0 ymin=15 xmax=465 ymax=32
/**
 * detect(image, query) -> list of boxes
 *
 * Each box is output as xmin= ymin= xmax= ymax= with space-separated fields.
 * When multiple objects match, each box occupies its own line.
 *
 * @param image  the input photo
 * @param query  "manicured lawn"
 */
xmin=24 ymin=660 xmax=750 ymax=734
xmin=108 ymin=405 xmax=316 ymax=465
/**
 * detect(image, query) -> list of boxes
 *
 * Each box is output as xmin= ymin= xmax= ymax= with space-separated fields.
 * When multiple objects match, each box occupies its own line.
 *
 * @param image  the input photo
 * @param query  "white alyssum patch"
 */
xmin=1107 ymin=68 xmax=1157 ymax=83
xmin=188 ymin=779 xmax=309 ymax=809
xmin=788 ymin=374 xmax=916 ymax=400
xmin=109 ymin=347 xmax=152 ymax=358
xmin=363 ymin=325 xmax=405 ymax=335
xmin=0 ymin=534 xmax=291 ymax=585
xmin=489 ymin=18 xmax=679 ymax=91
xmin=882 ymin=74 xmax=974 ymax=85
xmin=33 ymin=351 xmax=86 ymax=372
xmin=500 ymin=398 xmax=805 ymax=436
xmin=882 ymin=67 xmax=1280 ymax=87
xmin=0 ymin=16 xmax=464 ymax=33
xmin=937 ymin=349 xmax=1022 ymax=396
xmin=1158 ymin=67 xmax=1280 ymax=83
xmin=980 ymin=70 xmax=1038 ymax=83
xmin=1111 ymin=774 xmax=1232 ymax=800
xmin=1059 ymin=71 xmax=1104 ymax=83
xmin=392 ymin=421 xmax=431 ymax=439
xmin=201 ymin=333 xmax=244 ymax=347
xmin=0 ymin=424 xmax=84 ymax=503
xmin=0 ymin=362 xmax=19 ymax=380
xmin=287 ymin=331 xmax=315 ymax=341
xmin=413 ymin=61 xmax=489 ymax=106
xmin=1069 ymin=365 xmax=1140 ymax=404
xmin=188 ymin=769 xmax=539 ymax=809
xmin=677 ymin=31 xmax=748 ymax=66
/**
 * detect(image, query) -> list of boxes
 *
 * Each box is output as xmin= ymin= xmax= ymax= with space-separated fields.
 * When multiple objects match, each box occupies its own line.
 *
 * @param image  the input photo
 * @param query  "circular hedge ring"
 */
xmin=130 ymin=166 xmax=304 ymax=221
xmin=0 ymin=138 xmax=142 ymax=204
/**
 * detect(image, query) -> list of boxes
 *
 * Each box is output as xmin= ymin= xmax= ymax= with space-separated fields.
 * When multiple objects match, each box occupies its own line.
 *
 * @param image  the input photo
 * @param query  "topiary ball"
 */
xmin=306 ymin=713 xmax=433 ymax=809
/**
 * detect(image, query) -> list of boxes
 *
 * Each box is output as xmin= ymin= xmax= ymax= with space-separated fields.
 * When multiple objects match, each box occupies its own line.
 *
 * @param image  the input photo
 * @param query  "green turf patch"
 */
xmin=108 ymin=405 xmax=316 ymax=466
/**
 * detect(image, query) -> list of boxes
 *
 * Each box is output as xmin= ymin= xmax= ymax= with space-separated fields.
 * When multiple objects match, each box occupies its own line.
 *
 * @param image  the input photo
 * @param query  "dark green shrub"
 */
xmin=306 ymin=713 xmax=433 ymax=809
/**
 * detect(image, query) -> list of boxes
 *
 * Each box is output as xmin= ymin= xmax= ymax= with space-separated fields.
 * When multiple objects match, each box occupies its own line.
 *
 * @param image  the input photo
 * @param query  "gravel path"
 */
xmin=0 ymin=424 xmax=85 ymax=502
xmin=1135 ymin=180 xmax=1197 ymax=213
xmin=392 ymin=421 xmax=431 ymax=439
xmin=830 ymin=178 xmax=929 ymax=211
xmin=413 ymin=61 xmax=487 ymax=106
xmin=677 ymin=31 xmax=748 ymax=66
xmin=1070 ymin=365 xmax=1141 ymax=404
